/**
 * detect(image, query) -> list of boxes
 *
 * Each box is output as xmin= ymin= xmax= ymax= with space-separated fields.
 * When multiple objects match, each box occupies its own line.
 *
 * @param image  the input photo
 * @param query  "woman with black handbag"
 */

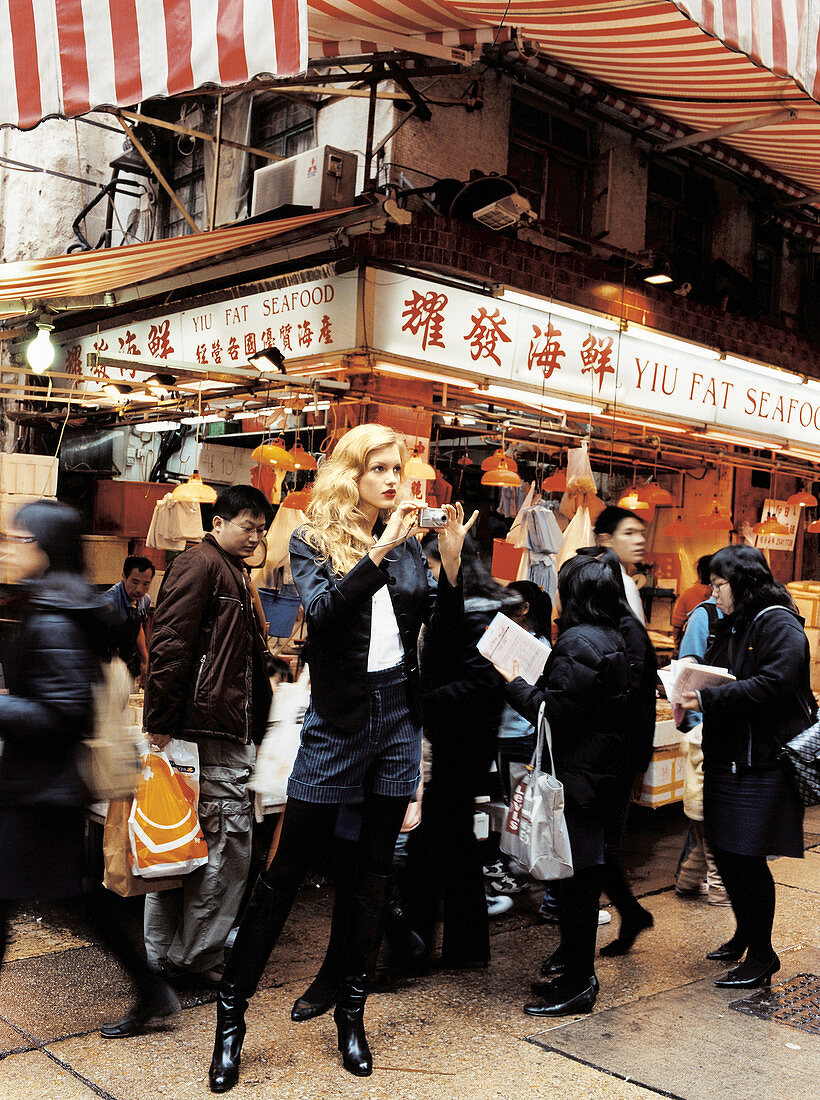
xmin=494 ymin=554 xmax=629 ymax=1017
xmin=678 ymin=544 xmax=814 ymax=989
xmin=208 ymin=423 xmax=475 ymax=1092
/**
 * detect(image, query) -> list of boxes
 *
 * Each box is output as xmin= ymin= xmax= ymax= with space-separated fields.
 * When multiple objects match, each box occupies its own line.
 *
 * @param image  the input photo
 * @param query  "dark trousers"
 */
xmin=555 ymin=865 xmax=604 ymax=981
xmin=601 ymin=775 xmax=644 ymax=920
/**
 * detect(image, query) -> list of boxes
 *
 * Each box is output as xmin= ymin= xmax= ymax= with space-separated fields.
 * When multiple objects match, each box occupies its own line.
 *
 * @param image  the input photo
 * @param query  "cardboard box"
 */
xmin=787 ymin=582 xmax=820 ymax=629
xmin=81 ymin=534 xmax=130 ymax=584
xmin=0 ymin=492 xmax=58 ymax=531
xmin=632 ymin=745 xmax=685 ymax=808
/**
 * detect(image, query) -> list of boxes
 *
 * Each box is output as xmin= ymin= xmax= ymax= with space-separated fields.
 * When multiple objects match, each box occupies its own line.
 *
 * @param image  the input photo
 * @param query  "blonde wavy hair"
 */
xmin=302 ymin=423 xmax=409 ymax=575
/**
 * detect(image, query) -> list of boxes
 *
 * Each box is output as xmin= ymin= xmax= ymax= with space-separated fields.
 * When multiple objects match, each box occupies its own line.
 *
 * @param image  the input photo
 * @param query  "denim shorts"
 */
xmin=287 ymin=664 xmax=422 ymax=804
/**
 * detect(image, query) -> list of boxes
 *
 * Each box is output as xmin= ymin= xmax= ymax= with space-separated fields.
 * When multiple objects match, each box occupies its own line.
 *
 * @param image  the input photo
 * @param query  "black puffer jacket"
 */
xmin=506 ymin=624 xmax=629 ymax=812
xmin=700 ymin=603 xmax=816 ymax=770
xmin=0 ymin=574 xmax=108 ymax=806
xmin=618 ymin=605 xmax=658 ymax=774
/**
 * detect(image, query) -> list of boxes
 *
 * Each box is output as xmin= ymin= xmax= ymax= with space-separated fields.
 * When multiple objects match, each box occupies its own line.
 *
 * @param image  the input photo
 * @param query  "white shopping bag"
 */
xmin=248 ymin=667 xmax=310 ymax=817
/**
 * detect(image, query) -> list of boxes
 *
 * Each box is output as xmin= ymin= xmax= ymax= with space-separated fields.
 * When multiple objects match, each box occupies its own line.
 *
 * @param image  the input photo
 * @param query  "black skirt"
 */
xmin=0 ymin=804 xmax=87 ymax=900
xmin=704 ymin=763 xmax=804 ymax=859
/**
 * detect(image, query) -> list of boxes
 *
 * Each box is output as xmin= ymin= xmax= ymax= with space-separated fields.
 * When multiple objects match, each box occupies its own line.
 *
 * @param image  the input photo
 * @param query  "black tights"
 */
xmin=556 ymin=865 xmax=604 ymax=982
xmin=262 ymin=792 xmax=409 ymax=898
xmin=711 ymin=847 xmax=776 ymax=961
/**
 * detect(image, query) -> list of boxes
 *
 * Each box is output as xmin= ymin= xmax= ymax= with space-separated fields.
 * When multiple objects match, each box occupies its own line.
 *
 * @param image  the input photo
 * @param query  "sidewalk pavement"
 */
xmin=0 ymin=805 xmax=818 ymax=1100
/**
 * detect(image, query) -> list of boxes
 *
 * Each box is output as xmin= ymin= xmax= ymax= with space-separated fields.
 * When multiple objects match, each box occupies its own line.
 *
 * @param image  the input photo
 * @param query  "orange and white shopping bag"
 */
xmin=128 ymin=748 xmax=208 ymax=878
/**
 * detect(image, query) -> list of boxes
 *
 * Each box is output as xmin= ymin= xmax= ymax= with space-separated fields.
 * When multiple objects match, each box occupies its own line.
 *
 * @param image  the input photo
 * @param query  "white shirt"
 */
xmin=622 ymin=566 xmax=646 ymax=625
xmin=367 ymin=585 xmax=404 ymax=671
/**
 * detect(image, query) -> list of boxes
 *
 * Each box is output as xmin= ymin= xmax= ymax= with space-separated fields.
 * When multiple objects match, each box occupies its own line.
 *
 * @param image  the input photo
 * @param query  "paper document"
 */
xmin=658 ymin=660 xmax=735 ymax=704
xmin=477 ymin=612 xmax=551 ymax=685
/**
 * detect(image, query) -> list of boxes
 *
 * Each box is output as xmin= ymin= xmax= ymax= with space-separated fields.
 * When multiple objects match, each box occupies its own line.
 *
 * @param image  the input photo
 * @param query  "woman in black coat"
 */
xmin=0 ymin=501 xmax=178 ymax=1036
xmin=679 ymin=544 xmax=813 ymax=989
xmin=496 ymin=554 xmax=629 ymax=1017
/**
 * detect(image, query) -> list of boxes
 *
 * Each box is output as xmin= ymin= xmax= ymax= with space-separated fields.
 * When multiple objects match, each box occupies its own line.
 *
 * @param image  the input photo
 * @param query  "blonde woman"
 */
xmin=209 ymin=423 xmax=475 ymax=1092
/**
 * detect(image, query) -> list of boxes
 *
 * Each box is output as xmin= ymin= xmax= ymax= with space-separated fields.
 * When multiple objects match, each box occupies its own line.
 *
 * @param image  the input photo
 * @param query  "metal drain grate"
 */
xmin=730 ymin=973 xmax=820 ymax=1035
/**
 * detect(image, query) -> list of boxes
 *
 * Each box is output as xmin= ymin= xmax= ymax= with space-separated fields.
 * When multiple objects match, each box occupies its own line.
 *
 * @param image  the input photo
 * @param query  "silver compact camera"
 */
xmin=417 ymin=507 xmax=447 ymax=528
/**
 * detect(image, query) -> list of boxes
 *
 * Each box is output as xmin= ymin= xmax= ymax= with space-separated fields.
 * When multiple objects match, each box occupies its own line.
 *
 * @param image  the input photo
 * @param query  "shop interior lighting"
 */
xmin=494 ymin=289 xmax=620 ymax=332
xmin=786 ymin=487 xmax=818 ymax=507
xmin=542 ymin=468 xmax=567 ymax=492
xmin=481 ymin=448 xmax=518 ymax=473
xmin=145 ymin=373 xmax=177 ymax=394
xmin=26 ymin=321 xmax=56 ymax=374
xmin=785 ymin=446 xmax=820 ymax=463
xmin=807 ymin=517 xmax=820 ymax=534
xmin=752 ymin=511 xmax=790 ymax=536
xmin=139 ymin=420 xmax=181 ymax=432
xmin=698 ymin=499 xmax=733 ymax=531
xmin=719 ymin=354 xmax=804 ymax=385
xmin=482 ymin=384 xmax=598 ymax=417
xmin=288 ymin=443 xmax=318 ymax=471
xmin=637 ymin=480 xmax=674 ymax=506
xmin=597 ymin=413 xmax=689 ymax=434
xmin=662 ymin=515 xmax=694 ymax=538
xmin=691 ymin=429 xmax=784 ymax=451
xmin=234 ymin=406 xmax=282 ymax=420
xmin=171 ymin=470 xmax=217 ymax=504
xmin=281 ymin=487 xmax=312 ymax=511
xmin=481 ymin=456 xmax=522 ymax=487
xmin=625 ymin=324 xmax=722 ymax=362
xmin=374 ymin=362 xmax=479 ymax=389
xmin=252 ymin=442 xmax=296 ymax=470
xmin=248 ymin=346 xmax=287 ymax=373
xmin=641 ymin=257 xmax=674 ymax=285
xmin=180 ymin=413 xmax=222 ymax=426
xmin=405 ymin=452 xmax=437 ymax=480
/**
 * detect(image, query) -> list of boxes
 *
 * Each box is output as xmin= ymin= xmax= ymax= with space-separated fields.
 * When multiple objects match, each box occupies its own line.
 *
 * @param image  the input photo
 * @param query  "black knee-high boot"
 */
xmin=334 ymin=871 xmax=391 ymax=1077
xmin=209 ymin=877 xmax=295 ymax=1094
xmin=291 ymin=873 xmax=356 ymax=1021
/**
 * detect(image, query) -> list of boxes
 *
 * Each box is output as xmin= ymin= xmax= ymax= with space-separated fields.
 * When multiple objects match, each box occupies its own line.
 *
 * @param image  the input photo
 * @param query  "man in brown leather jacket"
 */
xmin=142 ymin=484 xmax=273 ymax=988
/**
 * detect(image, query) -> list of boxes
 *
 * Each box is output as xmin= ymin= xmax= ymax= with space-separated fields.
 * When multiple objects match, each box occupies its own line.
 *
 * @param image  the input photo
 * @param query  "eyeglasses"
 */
xmin=710 ymin=580 xmax=730 ymax=594
xmin=0 ymin=534 xmax=37 ymax=544
xmin=224 ymin=518 xmax=267 ymax=537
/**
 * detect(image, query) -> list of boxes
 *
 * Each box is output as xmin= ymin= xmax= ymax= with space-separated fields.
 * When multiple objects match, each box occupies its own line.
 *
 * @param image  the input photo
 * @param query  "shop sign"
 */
xmin=60 ymin=273 xmax=359 ymax=384
xmin=370 ymin=271 xmax=820 ymax=452
xmin=754 ymin=499 xmax=801 ymax=552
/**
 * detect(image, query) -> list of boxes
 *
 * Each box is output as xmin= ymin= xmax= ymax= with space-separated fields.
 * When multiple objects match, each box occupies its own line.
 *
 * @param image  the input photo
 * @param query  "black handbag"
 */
xmin=780 ymin=719 xmax=820 ymax=807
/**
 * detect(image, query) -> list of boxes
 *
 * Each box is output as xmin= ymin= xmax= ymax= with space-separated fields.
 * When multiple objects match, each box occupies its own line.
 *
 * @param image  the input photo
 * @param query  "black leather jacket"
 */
xmin=0 ymin=574 xmax=107 ymax=806
xmin=289 ymin=528 xmax=462 ymax=732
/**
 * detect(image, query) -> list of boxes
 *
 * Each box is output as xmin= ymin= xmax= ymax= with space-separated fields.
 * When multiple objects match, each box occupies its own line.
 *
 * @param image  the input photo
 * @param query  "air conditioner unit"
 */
xmin=251 ymin=146 xmax=358 ymax=217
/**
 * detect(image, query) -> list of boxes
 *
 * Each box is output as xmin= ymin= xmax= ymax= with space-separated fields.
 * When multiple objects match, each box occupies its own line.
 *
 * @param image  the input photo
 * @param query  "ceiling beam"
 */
xmin=657 ymin=109 xmax=798 ymax=153
xmin=116 ymin=116 xmax=200 ymax=235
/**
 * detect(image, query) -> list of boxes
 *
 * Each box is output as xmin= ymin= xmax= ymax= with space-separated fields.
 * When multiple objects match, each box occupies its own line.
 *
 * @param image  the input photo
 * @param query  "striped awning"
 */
xmin=308 ymin=1 xmax=820 ymax=198
xmin=0 ymin=0 xmax=307 ymax=130
xmin=0 ymin=207 xmax=352 ymax=314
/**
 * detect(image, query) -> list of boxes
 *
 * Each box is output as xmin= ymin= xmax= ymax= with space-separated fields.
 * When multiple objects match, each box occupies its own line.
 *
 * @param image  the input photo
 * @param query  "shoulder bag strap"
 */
xmin=532 ymin=701 xmax=558 ymax=778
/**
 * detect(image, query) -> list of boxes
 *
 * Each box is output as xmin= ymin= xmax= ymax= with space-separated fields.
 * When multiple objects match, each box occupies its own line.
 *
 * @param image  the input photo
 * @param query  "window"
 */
xmin=508 ymin=97 xmax=593 ymax=235
xmin=645 ymin=163 xmax=714 ymax=282
xmin=753 ymin=219 xmax=782 ymax=318
xmin=250 ymin=95 xmax=316 ymax=170
xmin=798 ymin=253 xmax=820 ymax=343
xmin=161 ymin=141 xmax=205 ymax=238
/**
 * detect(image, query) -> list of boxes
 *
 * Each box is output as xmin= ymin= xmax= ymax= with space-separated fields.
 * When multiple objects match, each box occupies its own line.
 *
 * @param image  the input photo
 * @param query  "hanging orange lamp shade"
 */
xmin=807 ymin=518 xmax=820 ymax=533
xmin=481 ymin=448 xmax=518 ymax=473
xmin=662 ymin=515 xmax=694 ymax=538
xmin=618 ymin=490 xmax=652 ymax=515
xmin=288 ymin=444 xmax=317 ymax=471
xmin=404 ymin=453 xmax=436 ymax=480
xmin=752 ymin=512 xmax=790 ymax=535
xmin=171 ymin=470 xmax=217 ymax=503
xmin=787 ymin=489 xmax=818 ymax=507
xmin=637 ymin=480 xmax=674 ymax=506
xmin=542 ymin=469 xmax=567 ymax=492
xmin=457 ymin=454 xmax=473 ymax=467
xmin=281 ymin=486 xmax=312 ymax=511
xmin=251 ymin=441 xmax=296 ymax=471
xmin=698 ymin=501 xmax=733 ymax=531
xmin=481 ymin=456 xmax=522 ymax=487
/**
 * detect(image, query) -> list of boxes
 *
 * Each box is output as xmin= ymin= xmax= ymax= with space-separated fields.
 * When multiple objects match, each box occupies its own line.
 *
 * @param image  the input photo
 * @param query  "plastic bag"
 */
xmin=501 ymin=704 xmax=573 ymax=881
xmin=75 ymin=657 xmax=142 ymax=802
xmin=560 ymin=444 xmax=598 ymax=518
xmin=128 ymin=748 xmax=208 ymax=878
xmin=103 ymin=797 xmax=183 ymax=897
xmin=248 ymin=668 xmax=310 ymax=817
xmin=164 ymin=738 xmax=200 ymax=803
xmin=556 ymin=505 xmax=594 ymax=571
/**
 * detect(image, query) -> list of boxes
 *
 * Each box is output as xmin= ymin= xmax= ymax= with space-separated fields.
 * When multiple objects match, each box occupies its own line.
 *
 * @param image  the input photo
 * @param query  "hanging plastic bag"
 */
xmin=128 ymin=748 xmax=208 ymax=878
xmin=103 ymin=797 xmax=183 ymax=897
xmin=248 ymin=668 xmax=310 ymax=818
xmin=164 ymin=738 xmax=200 ymax=803
xmin=556 ymin=505 xmax=594 ymax=571
xmin=501 ymin=704 xmax=573 ymax=881
xmin=560 ymin=444 xmax=600 ymax=519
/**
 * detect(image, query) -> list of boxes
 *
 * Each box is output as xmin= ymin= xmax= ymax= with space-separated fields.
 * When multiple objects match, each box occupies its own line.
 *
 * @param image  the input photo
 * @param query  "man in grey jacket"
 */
xmin=140 ymin=484 xmax=273 ymax=996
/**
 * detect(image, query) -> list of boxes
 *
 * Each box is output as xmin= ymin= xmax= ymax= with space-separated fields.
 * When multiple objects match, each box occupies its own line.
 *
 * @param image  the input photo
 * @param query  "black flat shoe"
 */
xmin=291 ymin=980 xmax=337 ymax=1022
xmin=599 ymin=907 xmax=654 ymax=958
xmin=539 ymin=946 xmax=567 ymax=977
xmin=100 ymin=980 xmax=180 ymax=1038
xmin=706 ymin=939 xmax=747 ymax=962
xmin=714 ymin=954 xmax=780 ymax=989
xmin=523 ymin=976 xmax=599 ymax=1017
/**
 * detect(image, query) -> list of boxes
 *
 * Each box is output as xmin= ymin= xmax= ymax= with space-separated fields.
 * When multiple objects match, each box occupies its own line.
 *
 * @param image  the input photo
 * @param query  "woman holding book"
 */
xmin=678 ymin=544 xmax=814 ymax=990
xmin=494 ymin=554 xmax=629 ymax=1017
xmin=208 ymin=423 xmax=475 ymax=1092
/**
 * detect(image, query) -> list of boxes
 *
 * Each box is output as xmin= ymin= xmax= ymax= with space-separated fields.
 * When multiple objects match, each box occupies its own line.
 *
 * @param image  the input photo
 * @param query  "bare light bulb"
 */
xmin=26 ymin=323 xmax=55 ymax=374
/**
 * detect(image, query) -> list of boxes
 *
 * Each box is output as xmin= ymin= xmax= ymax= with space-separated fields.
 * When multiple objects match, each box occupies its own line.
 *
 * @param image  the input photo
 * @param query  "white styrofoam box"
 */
xmin=0 ymin=454 xmax=58 ymax=497
xmin=805 ymin=627 xmax=820 ymax=662
xmin=0 ymin=492 xmax=58 ymax=531
xmin=653 ymin=719 xmax=680 ymax=748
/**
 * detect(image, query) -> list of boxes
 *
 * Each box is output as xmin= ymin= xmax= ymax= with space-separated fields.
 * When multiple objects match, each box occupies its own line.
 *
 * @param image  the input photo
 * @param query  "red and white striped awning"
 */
xmin=307 ymin=1 xmax=820 ymax=198
xmin=0 ymin=0 xmax=307 ymax=130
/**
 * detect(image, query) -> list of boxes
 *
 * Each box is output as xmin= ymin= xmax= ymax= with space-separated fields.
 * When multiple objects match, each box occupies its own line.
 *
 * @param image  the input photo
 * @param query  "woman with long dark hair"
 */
xmin=494 ymin=554 xmax=629 ymax=1016
xmin=0 ymin=501 xmax=178 ymax=1037
xmin=208 ymin=424 xmax=475 ymax=1091
xmin=678 ymin=544 xmax=814 ymax=989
